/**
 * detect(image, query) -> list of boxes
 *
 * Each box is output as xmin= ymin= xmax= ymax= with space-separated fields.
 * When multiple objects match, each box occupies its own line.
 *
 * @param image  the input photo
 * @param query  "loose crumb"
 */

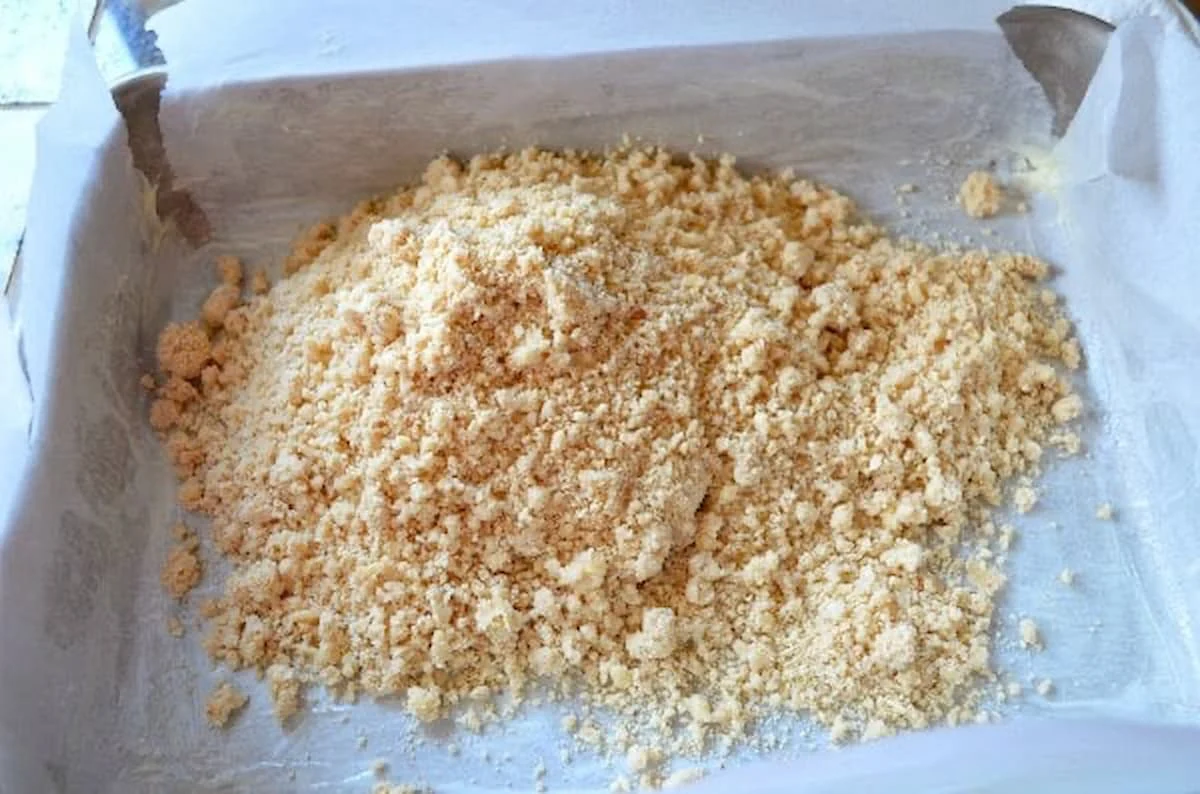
xmin=1012 ymin=485 xmax=1038 ymax=514
xmin=1035 ymin=678 xmax=1055 ymax=697
xmin=1095 ymin=503 xmax=1114 ymax=521
xmin=156 ymin=321 xmax=212 ymax=380
xmin=1058 ymin=568 xmax=1076 ymax=586
xmin=205 ymin=681 xmax=248 ymax=728
xmin=959 ymin=170 xmax=1003 ymax=218
xmin=202 ymin=284 xmax=242 ymax=328
xmin=166 ymin=615 xmax=185 ymax=637
xmin=153 ymin=147 xmax=1084 ymax=754
xmin=267 ymin=664 xmax=303 ymax=723
xmin=251 ymin=269 xmax=270 ymax=295
xmin=1006 ymin=681 xmax=1023 ymax=698
xmin=663 ymin=768 xmax=706 ymax=788
xmin=372 ymin=760 xmax=388 ymax=778
xmin=160 ymin=538 xmax=201 ymax=600
xmin=217 ymin=255 xmax=243 ymax=287
xmin=1019 ymin=618 xmax=1043 ymax=651
xmin=140 ymin=373 xmax=157 ymax=391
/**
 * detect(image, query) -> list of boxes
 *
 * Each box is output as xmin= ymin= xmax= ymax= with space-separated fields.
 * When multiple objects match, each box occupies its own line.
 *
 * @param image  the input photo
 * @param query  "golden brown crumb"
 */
xmin=154 ymin=147 xmax=1083 ymax=753
xmin=202 ymin=284 xmax=242 ymax=328
xmin=251 ymin=270 xmax=270 ymax=294
xmin=159 ymin=375 xmax=199 ymax=405
xmin=149 ymin=398 xmax=183 ymax=431
xmin=284 ymin=221 xmax=337 ymax=274
xmin=140 ymin=373 xmax=157 ymax=391
xmin=205 ymin=681 xmax=248 ymax=728
xmin=1019 ymin=618 xmax=1043 ymax=650
xmin=161 ymin=543 xmax=201 ymax=600
xmin=156 ymin=321 xmax=212 ymax=379
xmin=217 ymin=255 xmax=243 ymax=287
xmin=959 ymin=170 xmax=1003 ymax=218
xmin=1095 ymin=503 xmax=1114 ymax=520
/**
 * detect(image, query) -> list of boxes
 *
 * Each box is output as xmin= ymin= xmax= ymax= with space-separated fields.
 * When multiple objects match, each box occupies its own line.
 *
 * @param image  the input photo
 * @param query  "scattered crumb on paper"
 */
xmin=150 ymin=146 xmax=1084 ymax=752
xmin=205 ymin=681 xmax=248 ymax=728
xmin=959 ymin=170 xmax=1002 ymax=218
xmin=160 ymin=527 xmax=201 ymax=600
xmin=1019 ymin=618 xmax=1043 ymax=651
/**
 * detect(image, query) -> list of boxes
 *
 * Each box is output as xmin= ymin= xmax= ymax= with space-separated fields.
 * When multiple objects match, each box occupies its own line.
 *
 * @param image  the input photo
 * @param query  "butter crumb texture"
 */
xmin=152 ymin=147 xmax=1083 ymax=752
xmin=959 ymin=170 xmax=1003 ymax=219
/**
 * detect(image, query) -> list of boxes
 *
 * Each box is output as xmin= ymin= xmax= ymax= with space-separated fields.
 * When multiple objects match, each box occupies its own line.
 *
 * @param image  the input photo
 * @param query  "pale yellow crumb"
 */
xmin=1059 ymin=568 xmax=1076 ymax=586
xmin=1019 ymin=618 xmax=1043 ymax=651
xmin=1006 ymin=681 xmax=1023 ymax=698
xmin=267 ymin=664 xmax=303 ymax=723
xmin=1036 ymin=678 xmax=1055 ymax=697
xmin=166 ymin=615 xmax=185 ymax=638
xmin=1096 ymin=503 xmax=1114 ymax=521
xmin=1013 ymin=485 xmax=1038 ymax=514
xmin=373 ymin=785 xmax=427 ymax=794
xmin=152 ymin=146 xmax=1084 ymax=755
xmin=663 ymin=768 xmax=706 ymax=788
xmin=205 ymin=681 xmax=248 ymax=728
xmin=959 ymin=170 xmax=1003 ymax=218
xmin=405 ymin=686 xmax=442 ymax=722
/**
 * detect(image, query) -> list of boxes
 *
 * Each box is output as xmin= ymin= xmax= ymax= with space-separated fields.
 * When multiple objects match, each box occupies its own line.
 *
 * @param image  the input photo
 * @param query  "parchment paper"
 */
xmin=2 ymin=2 xmax=1200 ymax=792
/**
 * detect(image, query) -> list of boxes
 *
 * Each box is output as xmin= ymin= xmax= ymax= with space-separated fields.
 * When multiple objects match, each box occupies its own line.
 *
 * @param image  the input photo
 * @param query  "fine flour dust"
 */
xmin=149 ymin=147 xmax=1082 ymax=759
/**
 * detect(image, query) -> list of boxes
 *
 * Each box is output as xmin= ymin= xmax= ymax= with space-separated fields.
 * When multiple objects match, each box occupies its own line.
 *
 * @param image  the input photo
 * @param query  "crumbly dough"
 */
xmin=959 ymin=171 xmax=1003 ymax=219
xmin=206 ymin=681 xmax=248 ymax=728
xmin=153 ymin=147 xmax=1082 ymax=749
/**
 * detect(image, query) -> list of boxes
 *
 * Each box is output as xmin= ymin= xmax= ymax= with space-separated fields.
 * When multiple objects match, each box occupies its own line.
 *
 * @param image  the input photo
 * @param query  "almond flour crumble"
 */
xmin=151 ymin=147 xmax=1082 ymax=751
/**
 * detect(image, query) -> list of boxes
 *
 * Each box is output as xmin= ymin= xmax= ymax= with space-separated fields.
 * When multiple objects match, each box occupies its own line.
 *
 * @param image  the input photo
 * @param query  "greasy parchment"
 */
xmin=2 ymin=1 xmax=1200 ymax=792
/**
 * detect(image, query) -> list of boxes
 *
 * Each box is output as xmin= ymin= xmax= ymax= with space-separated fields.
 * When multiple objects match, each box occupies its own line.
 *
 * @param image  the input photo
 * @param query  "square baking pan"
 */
xmin=2 ymin=13 xmax=1198 ymax=792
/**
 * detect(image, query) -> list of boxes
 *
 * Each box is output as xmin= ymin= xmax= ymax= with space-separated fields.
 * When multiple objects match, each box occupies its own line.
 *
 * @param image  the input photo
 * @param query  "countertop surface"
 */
xmin=1 ymin=0 xmax=153 ymax=289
